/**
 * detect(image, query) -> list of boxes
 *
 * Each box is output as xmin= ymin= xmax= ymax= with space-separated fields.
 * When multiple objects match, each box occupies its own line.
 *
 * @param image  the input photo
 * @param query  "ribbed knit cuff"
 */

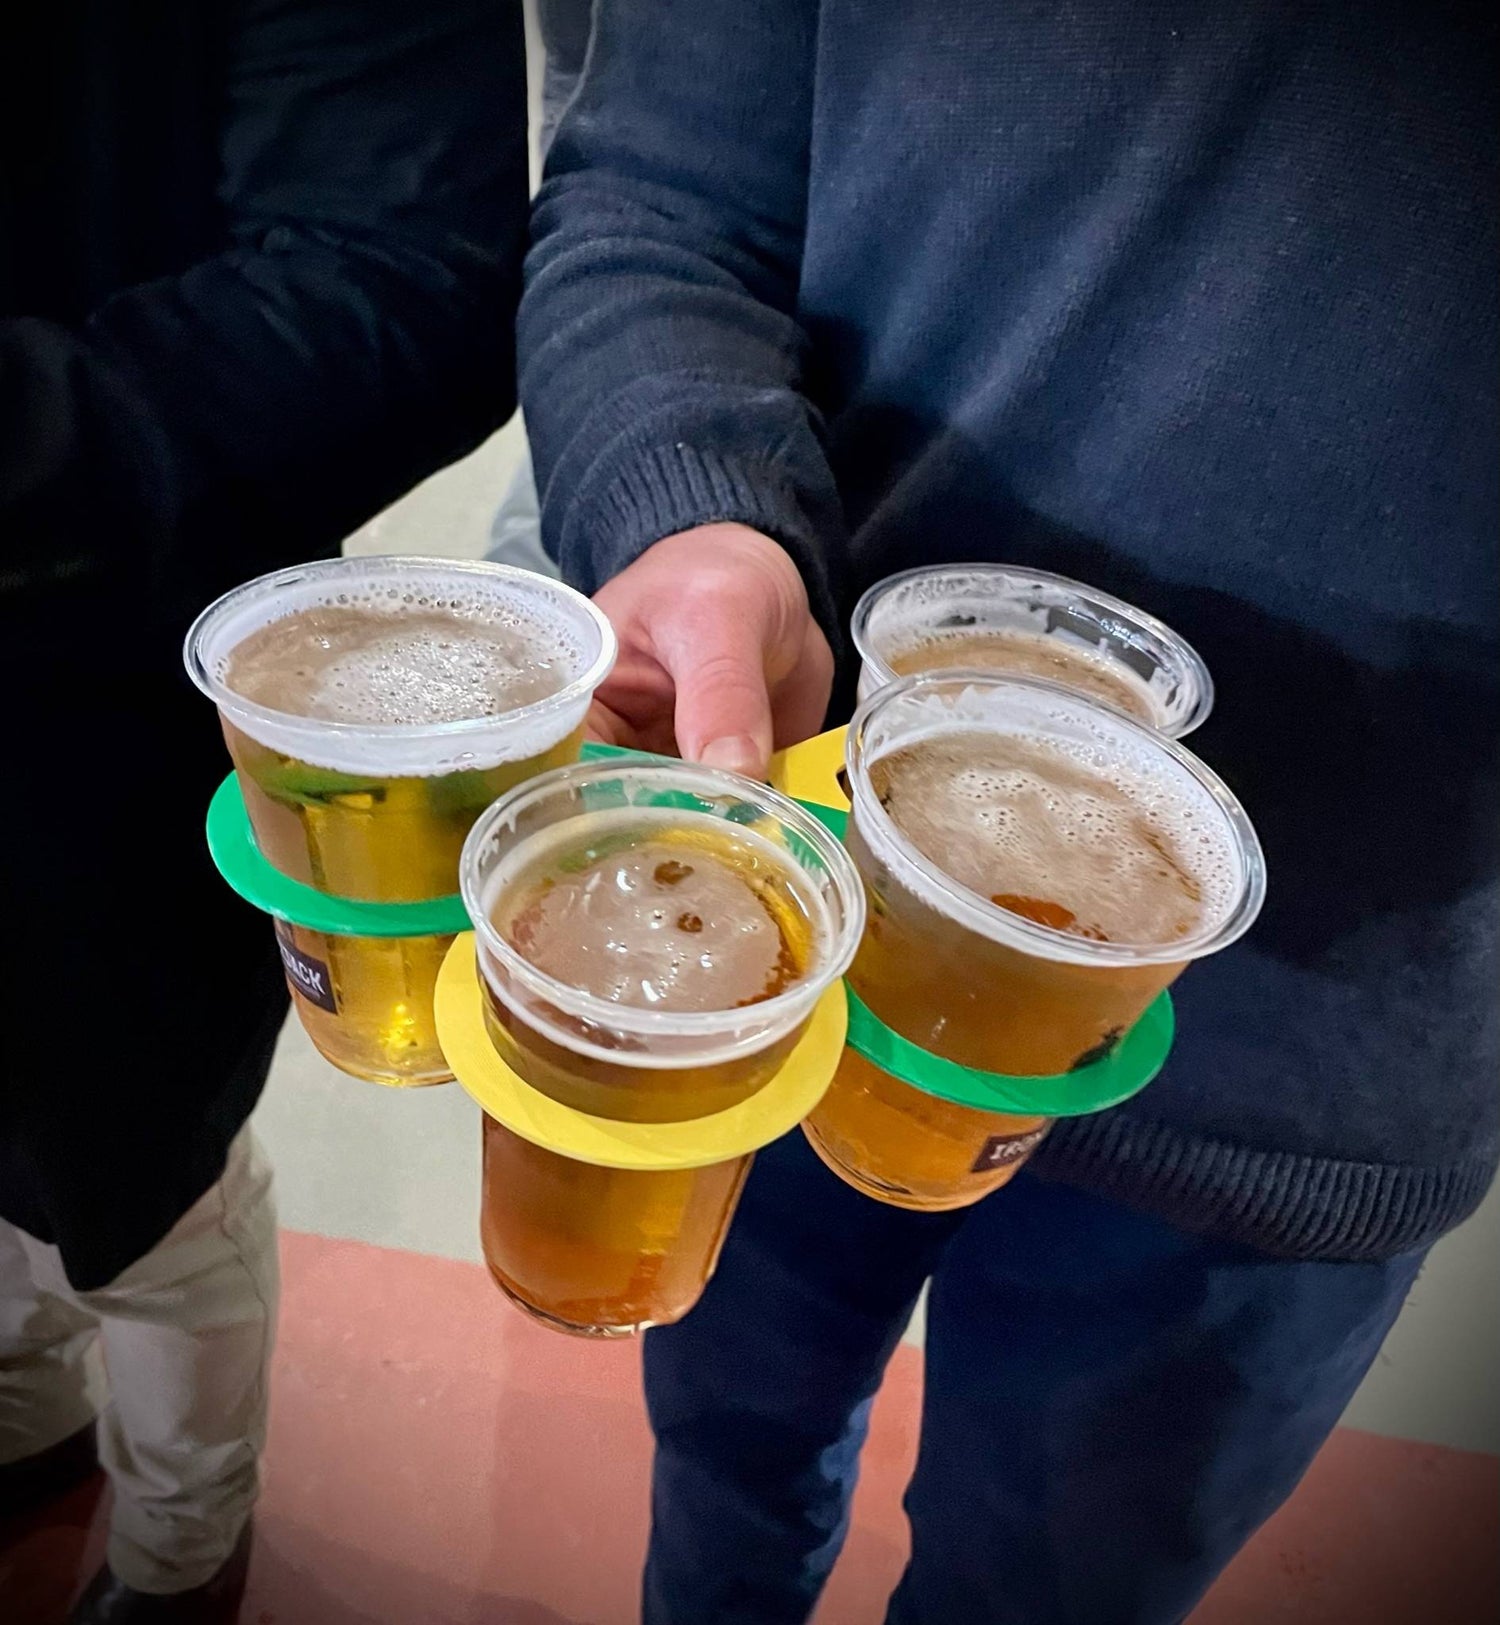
xmin=1035 ymin=1109 xmax=1498 ymax=1262
xmin=563 ymin=442 xmax=840 ymax=643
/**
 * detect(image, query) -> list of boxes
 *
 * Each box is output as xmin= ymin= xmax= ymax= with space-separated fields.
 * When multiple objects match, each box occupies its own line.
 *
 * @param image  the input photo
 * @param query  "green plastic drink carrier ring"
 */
xmin=205 ymin=737 xmax=1172 ymax=1113
xmin=205 ymin=773 xmax=472 ymax=937
xmin=842 ymin=985 xmax=1173 ymax=1116
xmin=203 ymin=743 xmax=685 ymax=938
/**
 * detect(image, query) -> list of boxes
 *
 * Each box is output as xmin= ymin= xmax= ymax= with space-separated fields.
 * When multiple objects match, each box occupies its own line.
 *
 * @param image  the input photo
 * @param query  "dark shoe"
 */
xmin=0 ymin=1422 xmax=100 ymax=1520
xmin=68 ymin=1519 xmax=253 ymax=1624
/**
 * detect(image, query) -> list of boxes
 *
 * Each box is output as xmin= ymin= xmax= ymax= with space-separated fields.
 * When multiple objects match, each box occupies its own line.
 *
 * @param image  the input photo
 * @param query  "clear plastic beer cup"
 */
xmin=804 ymin=672 xmax=1264 ymax=1210
xmin=186 ymin=557 xmax=615 ymax=1085
xmin=460 ymin=759 xmax=865 ymax=1335
xmin=852 ymin=563 xmax=1214 ymax=734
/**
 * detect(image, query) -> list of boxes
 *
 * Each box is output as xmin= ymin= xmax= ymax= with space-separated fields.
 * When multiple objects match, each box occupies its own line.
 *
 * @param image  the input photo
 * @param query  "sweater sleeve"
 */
xmin=517 ymin=0 xmax=846 ymax=631
xmin=2 ymin=0 xmax=529 ymax=619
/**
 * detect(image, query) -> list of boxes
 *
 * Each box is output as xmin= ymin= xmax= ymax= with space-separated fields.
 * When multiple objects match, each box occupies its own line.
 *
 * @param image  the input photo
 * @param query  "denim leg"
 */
xmin=642 ymin=1129 xmax=963 ymax=1624
xmin=887 ymin=1172 xmax=1423 ymax=1625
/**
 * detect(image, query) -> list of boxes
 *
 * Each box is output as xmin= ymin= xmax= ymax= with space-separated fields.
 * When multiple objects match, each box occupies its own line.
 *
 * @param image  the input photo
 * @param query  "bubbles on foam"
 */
xmin=313 ymin=619 xmax=561 ymax=726
xmin=858 ymin=687 xmax=1245 ymax=954
xmin=944 ymin=745 xmax=1233 ymax=927
xmin=888 ymin=626 xmax=1158 ymax=720
xmin=225 ymin=603 xmax=572 ymax=728
xmin=209 ymin=577 xmax=588 ymax=692
xmin=191 ymin=560 xmax=613 ymax=776
xmin=481 ymin=806 xmax=834 ymax=1015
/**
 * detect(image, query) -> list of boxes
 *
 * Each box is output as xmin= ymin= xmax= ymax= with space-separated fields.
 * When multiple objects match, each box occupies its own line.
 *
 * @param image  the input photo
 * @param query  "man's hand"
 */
xmin=589 ymin=523 xmax=833 ymax=780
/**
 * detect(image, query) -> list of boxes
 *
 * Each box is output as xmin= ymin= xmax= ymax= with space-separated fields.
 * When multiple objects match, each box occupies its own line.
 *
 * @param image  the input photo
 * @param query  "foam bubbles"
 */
xmin=227 ymin=607 xmax=568 ymax=726
xmin=854 ymin=565 xmax=1209 ymax=733
xmin=887 ymin=627 xmax=1157 ymax=722
xmin=857 ymin=687 xmax=1247 ymax=956
xmin=484 ymin=807 xmax=831 ymax=1014
xmin=189 ymin=560 xmax=613 ymax=776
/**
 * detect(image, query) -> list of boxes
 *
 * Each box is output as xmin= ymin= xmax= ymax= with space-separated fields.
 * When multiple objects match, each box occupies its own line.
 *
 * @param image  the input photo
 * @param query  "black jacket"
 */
xmin=2 ymin=0 xmax=529 ymax=1287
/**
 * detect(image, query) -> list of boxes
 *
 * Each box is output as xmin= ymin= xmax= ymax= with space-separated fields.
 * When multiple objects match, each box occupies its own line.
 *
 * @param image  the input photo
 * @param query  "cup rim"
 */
xmin=850 ymin=561 xmax=1215 ymax=737
xmin=846 ymin=669 xmax=1265 ymax=968
xmin=183 ymin=555 xmax=617 ymax=755
xmin=460 ymin=757 xmax=868 ymax=1043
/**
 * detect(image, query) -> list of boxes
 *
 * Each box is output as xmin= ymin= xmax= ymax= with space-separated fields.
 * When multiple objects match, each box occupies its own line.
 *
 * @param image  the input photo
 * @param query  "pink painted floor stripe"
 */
xmin=2 ymin=1230 xmax=1495 ymax=1624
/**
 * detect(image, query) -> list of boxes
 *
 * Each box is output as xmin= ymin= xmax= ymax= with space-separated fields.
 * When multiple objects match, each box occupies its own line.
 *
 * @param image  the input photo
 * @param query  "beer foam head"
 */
xmin=850 ymin=674 xmax=1263 ymax=967
xmin=852 ymin=564 xmax=1213 ymax=738
xmin=485 ymin=808 xmax=827 ymax=1014
xmin=461 ymin=760 xmax=866 ymax=1069
xmin=186 ymin=558 xmax=615 ymax=776
xmin=224 ymin=606 xmax=569 ymax=728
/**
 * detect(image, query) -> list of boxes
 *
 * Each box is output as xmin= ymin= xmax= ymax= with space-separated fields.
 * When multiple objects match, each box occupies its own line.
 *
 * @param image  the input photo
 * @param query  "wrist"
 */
xmin=566 ymin=442 xmax=830 ymax=603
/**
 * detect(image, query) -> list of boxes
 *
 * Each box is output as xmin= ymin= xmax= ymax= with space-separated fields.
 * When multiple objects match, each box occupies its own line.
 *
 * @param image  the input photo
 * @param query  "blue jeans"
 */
xmin=642 ymin=1130 xmax=1423 ymax=1625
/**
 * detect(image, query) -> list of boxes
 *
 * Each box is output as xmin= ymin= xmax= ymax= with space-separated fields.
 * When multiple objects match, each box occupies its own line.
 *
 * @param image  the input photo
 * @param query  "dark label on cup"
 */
xmin=274 ymin=922 xmax=338 ymax=1013
xmin=1070 ymin=1027 xmax=1123 ymax=1070
xmin=970 ymin=1124 xmax=1048 ymax=1175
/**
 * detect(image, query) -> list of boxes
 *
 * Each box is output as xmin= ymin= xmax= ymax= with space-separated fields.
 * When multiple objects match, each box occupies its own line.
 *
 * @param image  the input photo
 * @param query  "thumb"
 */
xmin=661 ymin=611 xmax=775 ymax=780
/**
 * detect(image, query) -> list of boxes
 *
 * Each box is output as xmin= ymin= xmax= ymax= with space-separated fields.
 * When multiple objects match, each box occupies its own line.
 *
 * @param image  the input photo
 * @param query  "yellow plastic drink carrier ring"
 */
xmin=434 ymin=934 xmax=849 ymax=1171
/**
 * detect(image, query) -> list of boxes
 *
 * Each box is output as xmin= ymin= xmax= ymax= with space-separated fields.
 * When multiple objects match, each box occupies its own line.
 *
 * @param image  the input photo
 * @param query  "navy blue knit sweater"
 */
xmin=519 ymin=0 xmax=1499 ymax=1261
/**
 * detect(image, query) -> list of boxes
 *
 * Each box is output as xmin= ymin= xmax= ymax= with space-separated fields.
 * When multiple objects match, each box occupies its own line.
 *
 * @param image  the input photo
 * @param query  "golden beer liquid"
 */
xmin=887 ymin=627 xmax=1154 ymax=721
xmin=227 ymin=719 xmax=583 ymax=1083
xmin=804 ymin=1047 xmax=1050 ymax=1212
xmin=478 ymin=813 xmax=820 ymax=1334
xmin=806 ymin=730 xmax=1209 ymax=1210
xmin=481 ymin=1119 xmax=750 ymax=1338
xmin=479 ymin=993 xmax=802 ymax=1124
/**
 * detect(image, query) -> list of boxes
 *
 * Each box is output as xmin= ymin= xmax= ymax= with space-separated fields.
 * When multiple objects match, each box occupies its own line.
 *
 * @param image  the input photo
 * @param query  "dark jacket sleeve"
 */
xmin=517 ymin=0 xmax=846 ymax=630
xmin=1 ymin=0 xmax=529 ymax=620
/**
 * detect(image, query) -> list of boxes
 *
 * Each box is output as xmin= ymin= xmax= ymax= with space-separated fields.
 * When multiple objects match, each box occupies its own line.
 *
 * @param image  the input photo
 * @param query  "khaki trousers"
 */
xmin=0 ymin=1130 xmax=277 ymax=1594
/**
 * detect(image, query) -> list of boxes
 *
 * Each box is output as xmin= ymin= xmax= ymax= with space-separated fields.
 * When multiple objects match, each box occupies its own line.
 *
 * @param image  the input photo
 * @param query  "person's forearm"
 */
xmin=95 ymin=0 xmax=529 ymax=552
xmin=1 ymin=317 xmax=170 ymax=591
xmin=86 ymin=227 xmax=516 ymax=538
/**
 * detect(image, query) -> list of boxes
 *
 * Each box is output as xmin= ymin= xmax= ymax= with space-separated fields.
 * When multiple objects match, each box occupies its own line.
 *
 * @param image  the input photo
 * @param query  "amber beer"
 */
xmin=803 ymin=673 xmax=1264 ymax=1210
xmin=185 ymin=558 xmax=615 ymax=1085
xmin=461 ymin=761 xmax=864 ymax=1336
xmin=477 ymin=1124 xmax=751 ymax=1338
xmin=852 ymin=564 xmax=1214 ymax=735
